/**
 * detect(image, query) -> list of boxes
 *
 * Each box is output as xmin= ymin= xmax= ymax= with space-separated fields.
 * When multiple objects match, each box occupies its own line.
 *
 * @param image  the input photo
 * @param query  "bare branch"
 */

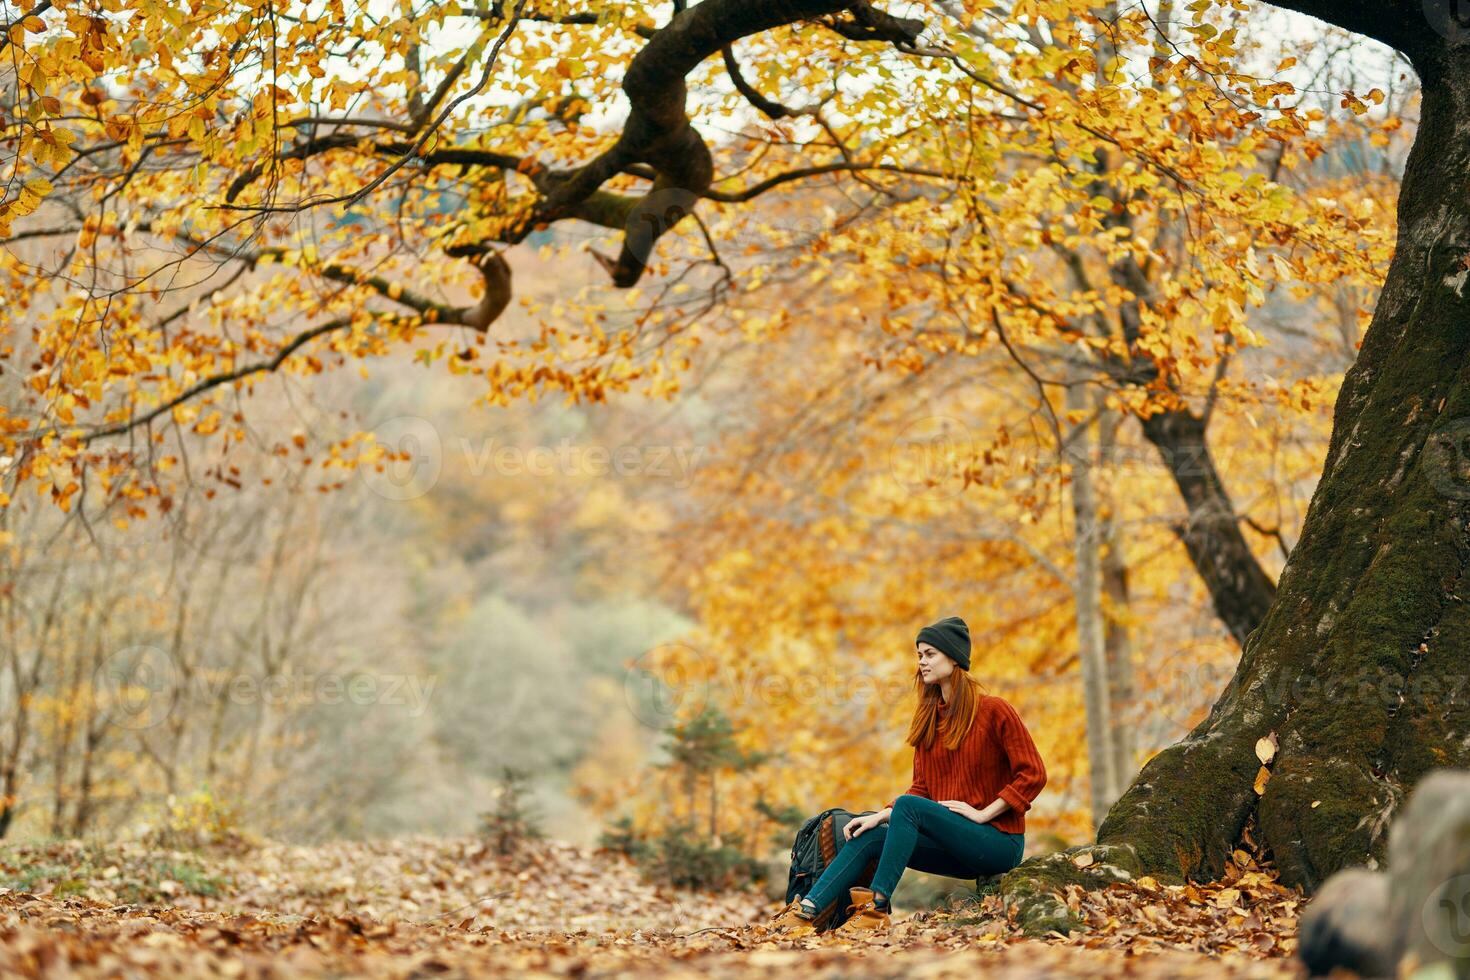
xmin=77 ymin=317 xmax=355 ymax=445
xmin=721 ymin=45 xmax=805 ymax=120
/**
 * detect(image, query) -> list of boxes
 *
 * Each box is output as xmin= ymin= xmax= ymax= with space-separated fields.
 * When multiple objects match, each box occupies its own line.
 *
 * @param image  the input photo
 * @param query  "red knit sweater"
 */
xmin=884 ymin=693 xmax=1047 ymax=835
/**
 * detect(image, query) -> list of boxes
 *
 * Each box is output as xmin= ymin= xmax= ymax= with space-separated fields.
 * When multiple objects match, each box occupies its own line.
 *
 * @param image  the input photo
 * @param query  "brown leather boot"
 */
xmin=766 ymin=897 xmax=818 ymax=937
xmin=833 ymin=886 xmax=892 ymax=934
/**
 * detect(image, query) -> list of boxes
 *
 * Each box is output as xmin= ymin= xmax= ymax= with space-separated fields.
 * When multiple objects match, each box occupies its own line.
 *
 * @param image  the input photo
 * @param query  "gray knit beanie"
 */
xmin=916 ymin=615 xmax=971 ymax=671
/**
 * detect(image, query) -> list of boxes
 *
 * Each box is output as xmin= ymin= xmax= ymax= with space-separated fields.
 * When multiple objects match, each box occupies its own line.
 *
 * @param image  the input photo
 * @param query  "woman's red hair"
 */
xmin=904 ymin=664 xmax=988 ymax=751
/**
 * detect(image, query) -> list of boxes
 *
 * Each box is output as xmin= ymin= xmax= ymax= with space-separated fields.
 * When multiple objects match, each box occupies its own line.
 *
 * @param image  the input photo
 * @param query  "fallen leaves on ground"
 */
xmin=0 ymin=835 xmax=1306 ymax=978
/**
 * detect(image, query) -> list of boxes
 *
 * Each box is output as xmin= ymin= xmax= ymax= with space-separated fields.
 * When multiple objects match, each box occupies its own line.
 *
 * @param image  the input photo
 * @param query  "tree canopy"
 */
xmin=0 ymin=0 xmax=1396 ymax=530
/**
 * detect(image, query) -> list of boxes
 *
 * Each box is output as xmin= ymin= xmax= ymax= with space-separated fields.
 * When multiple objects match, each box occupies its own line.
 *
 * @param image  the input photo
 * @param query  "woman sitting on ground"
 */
xmin=770 ymin=614 xmax=1048 ymax=935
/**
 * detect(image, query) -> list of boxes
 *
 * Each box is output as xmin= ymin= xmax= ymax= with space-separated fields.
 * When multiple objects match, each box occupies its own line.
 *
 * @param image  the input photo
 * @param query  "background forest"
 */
xmin=0 ymin=0 xmax=1423 ymax=927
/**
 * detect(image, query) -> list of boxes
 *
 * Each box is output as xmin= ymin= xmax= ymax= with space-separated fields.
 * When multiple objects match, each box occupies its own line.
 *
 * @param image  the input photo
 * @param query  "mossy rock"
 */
xmin=996 ymin=841 xmax=1153 ymax=937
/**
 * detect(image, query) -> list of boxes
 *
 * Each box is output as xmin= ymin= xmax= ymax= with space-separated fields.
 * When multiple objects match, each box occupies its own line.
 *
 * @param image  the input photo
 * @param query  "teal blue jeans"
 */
xmin=803 ymin=795 xmax=1024 ymax=912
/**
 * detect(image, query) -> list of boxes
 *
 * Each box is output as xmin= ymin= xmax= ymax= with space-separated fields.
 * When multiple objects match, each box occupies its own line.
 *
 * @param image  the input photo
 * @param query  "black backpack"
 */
xmin=784 ymin=807 xmax=880 ymax=932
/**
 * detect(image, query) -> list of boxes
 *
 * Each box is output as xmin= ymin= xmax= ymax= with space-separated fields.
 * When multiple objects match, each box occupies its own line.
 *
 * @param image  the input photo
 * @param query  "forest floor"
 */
xmin=0 ymin=834 xmax=1309 ymax=978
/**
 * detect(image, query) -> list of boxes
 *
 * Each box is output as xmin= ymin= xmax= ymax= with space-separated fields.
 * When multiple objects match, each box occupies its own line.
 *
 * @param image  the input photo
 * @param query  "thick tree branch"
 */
xmin=824 ymin=0 xmax=925 ymax=44
xmin=259 ymin=248 xmax=510 ymax=330
xmin=217 ymin=0 xmax=925 ymax=342
xmin=538 ymin=0 xmax=876 ymax=286
xmin=1258 ymin=0 xmax=1436 ymax=65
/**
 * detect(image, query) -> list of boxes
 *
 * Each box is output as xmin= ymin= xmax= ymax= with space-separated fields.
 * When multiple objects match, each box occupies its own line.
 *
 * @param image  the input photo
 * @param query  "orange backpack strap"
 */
xmin=818 ymin=814 xmax=839 ymax=864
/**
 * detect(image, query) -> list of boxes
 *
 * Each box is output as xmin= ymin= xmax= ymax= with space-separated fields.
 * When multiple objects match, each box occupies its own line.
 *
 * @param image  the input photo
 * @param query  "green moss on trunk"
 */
xmin=995 ymin=843 xmax=1144 ymax=937
xmin=1057 ymin=50 xmax=1470 ymax=902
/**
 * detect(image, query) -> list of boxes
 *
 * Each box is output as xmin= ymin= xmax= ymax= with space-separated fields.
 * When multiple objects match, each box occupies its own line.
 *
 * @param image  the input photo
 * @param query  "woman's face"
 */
xmin=916 ymin=641 xmax=956 ymax=685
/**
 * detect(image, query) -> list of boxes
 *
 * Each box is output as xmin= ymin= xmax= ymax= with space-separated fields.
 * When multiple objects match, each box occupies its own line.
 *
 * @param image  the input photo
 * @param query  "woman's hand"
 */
xmin=844 ymin=811 xmax=887 ymax=840
xmin=939 ymin=800 xmax=989 ymax=823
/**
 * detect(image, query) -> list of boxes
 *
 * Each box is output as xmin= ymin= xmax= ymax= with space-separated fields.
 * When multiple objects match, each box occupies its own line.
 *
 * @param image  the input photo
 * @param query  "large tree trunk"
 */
xmin=1094 ymin=36 xmax=1470 ymax=893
